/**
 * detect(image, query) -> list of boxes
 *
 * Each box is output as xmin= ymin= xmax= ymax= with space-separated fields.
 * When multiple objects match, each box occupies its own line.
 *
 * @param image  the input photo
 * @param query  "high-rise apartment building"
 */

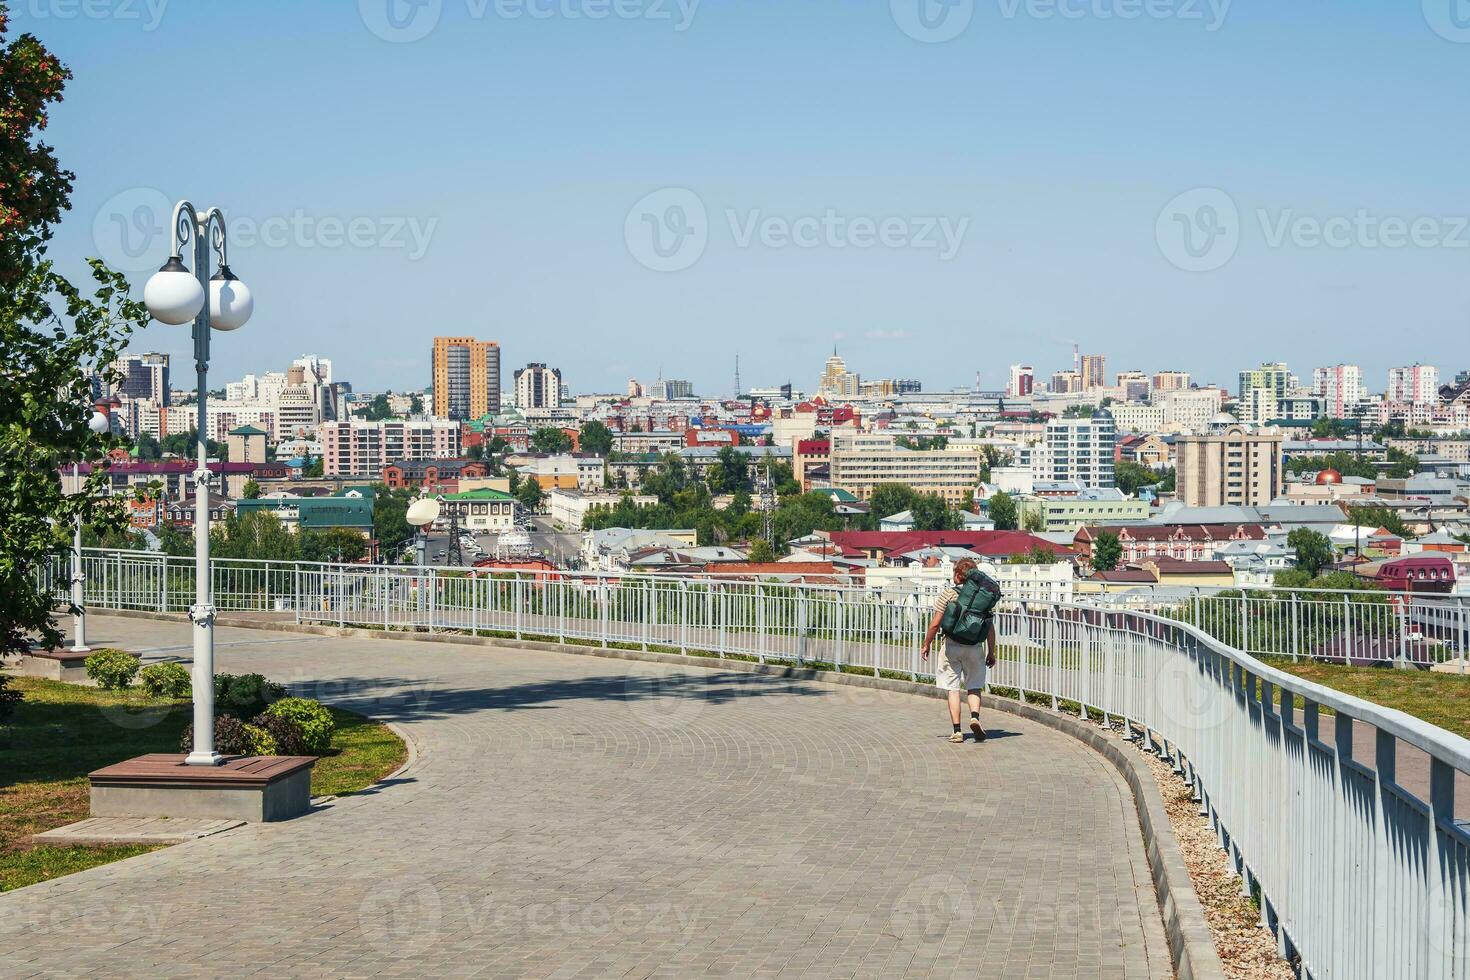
xmin=514 ymin=363 xmax=563 ymax=410
xmin=1079 ymin=354 xmax=1106 ymax=391
xmin=1046 ymin=412 xmax=1116 ymax=488
xmin=319 ymin=419 xmax=462 ymax=477
xmin=112 ymin=352 xmax=170 ymax=406
xmin=1160 ymin=387 xmax=1226 ymax=432
xmin=818 ymin=352 xmax=859 ymax=399
xmin=1238 ymin=362 xmax=1292 ymax=423
xmin=432 ymin=336 xmax=501 ymax=420
xmin=1007 ymin=365 xmax=1034 ymax=398
xmin=1115 ymin=370 xmax=1150 ymax=401
xmin=1050 ymin=370 xmax=1083 ymax=394
xmin=1312 ymin=364 xmax=1364 ymax=419
xmin=1151 ymin=370 xmax=1191 ymax=392
xmin=1175 ymin=425 xmax=1284 ymax=507
xmin=1387 ymin=364 xmax=1439 ymax=405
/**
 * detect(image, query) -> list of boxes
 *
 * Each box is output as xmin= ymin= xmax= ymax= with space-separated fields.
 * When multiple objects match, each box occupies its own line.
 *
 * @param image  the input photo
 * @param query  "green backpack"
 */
xmin=939 ymin=569 xmax=1002 ymax=646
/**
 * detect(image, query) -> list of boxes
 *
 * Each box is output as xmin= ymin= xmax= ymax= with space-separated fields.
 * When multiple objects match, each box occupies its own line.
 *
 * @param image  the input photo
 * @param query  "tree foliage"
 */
xmin=1114 ymin=460 xmax=1163 ymax=496
xmin=0 ymin=15 xmax=150 ymax=654
xmin=530 ymin=427 xmax=573 ymax=454
xmin=1344 ymin=504 xmax=1412 ymax=540
xmin=578 ymin=420 xmax=613 ymax=457
xmin=988 ymin=490 xmax=1018 ymax=531
xmin=1091 ymin=531 xmax=1123 ymax=572
xmin=1287 ymin=527 xmax=1335 ymax=577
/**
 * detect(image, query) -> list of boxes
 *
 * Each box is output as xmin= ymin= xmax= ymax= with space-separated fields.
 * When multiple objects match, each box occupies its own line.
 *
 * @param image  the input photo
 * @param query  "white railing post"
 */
xmin=515 ymin=576 xmax=524 ymax=640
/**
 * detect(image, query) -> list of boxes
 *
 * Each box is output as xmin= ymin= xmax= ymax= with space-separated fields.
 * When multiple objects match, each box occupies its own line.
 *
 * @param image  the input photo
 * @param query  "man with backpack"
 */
xmin=921 ymin=558 xmax=999 ymax=743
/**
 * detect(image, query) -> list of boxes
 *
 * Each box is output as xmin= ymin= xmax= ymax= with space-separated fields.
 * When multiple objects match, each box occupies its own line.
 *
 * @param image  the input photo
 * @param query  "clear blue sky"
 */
xmin=24 ymin=0 xmax=1470 ymax=395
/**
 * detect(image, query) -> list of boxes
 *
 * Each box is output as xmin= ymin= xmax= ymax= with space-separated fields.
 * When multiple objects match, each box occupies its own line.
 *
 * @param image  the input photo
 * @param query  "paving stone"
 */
xmin=0 ymin=616 xmax=1173 ymax=978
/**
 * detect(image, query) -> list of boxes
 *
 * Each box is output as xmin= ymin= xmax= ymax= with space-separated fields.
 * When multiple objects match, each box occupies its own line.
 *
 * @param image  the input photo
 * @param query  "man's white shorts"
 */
xmin=936 ymin=640 xmax=988 ymax=692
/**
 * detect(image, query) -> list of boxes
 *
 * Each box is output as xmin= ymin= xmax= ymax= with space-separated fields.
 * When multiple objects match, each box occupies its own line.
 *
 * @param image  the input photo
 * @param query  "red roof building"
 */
xmin=827 ymin=530 xmax=1072 ymax=563
xmin=1073 ymin=524 xmax=1268 ymax=564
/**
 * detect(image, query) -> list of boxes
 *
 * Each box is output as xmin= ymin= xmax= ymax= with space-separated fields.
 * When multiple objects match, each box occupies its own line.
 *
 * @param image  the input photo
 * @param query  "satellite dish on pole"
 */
xmin=406 ymin=496 xmax=441 ymax=528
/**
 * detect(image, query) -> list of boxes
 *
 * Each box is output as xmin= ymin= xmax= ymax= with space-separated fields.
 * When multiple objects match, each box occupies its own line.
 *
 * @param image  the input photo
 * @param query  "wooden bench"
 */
xmin=21 ymin=649 xmax=93 ymax=683
xmin=90 ymin=754 xmax=317 ymax=822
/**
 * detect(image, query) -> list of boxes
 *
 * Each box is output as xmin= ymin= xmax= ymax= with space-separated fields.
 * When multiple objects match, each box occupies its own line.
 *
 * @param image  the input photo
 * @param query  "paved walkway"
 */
xmin=2 ymin=616 xmax=1172 ymax=979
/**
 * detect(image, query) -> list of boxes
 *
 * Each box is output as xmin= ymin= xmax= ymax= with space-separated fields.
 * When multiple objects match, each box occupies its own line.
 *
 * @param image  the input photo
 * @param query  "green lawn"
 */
xmin=1271 ymin=661 xmax=1470 ymax=741
xmin=0 ymin=677 xmax=406 ymax=892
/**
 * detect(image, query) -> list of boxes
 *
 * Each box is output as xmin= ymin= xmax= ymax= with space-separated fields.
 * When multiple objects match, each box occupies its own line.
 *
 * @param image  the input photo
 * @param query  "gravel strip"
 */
xmin=1116 ymin=730 xmax=1295 ymax=980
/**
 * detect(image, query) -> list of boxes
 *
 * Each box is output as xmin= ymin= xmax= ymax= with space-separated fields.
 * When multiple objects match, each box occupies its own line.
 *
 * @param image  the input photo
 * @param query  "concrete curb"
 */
xmin=91 ymin=608 xmax=1227 ymax=979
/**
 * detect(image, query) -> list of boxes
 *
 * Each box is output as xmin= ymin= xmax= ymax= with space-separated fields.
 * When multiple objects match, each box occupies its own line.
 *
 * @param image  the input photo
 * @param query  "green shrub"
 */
xmin=139 ymin=662 xmax=192 ymax=699
xmin=262 ymin=698 xmax=334 ymax=754
xmin=214 ymin=673 xmax=285 ymax=718
xmin=84 ymin=649 xmax=141 ymax=690
xmin=0 ymin=676 xmax=21 ymax=721
xmin=252 ymin=711 xmax=308 ymax=755
xmin=179 ymin=714 xmax=276 ymax=756
xmin=240 ymin=723 xmax=278 ymax=756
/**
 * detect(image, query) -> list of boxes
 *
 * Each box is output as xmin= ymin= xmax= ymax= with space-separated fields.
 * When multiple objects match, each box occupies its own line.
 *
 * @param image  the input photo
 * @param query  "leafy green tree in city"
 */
xmin=1114 ymin=460 xmax=1161 ymax=496
xmin=242 ymin=478 xmax=261 ymax=499
xmin=1287 ymin=528 xmax=1335 ymax=577
xmin=300 ymin=527 xmax=367 ymax=563
xmin=909 ymin=493 xmax=960 ymax=531
xmin=0 ymin=15 xmax=150 ymax=655
xmin=530 ymin=427 xmax=573 ymax=454
xmin=1091 ymin=531 xmax=1123 ymax=572
xmin=1022 ymin=508 xmax=1045 ymax=533
xmin=362 ymin=392 xmax=395 ymax=421
xmin=746 ymin=538 xmax=775 ymax=563
xmin=303 ymin=456 xmax=324 ymax=478
xmin=373 ymin=484 xmax=414 ymax=554
xmin=578 ymin=420 xmax=614 ymax=457
xmin=706 ymin=446 xmax=751 ymax=495
xmin=516 ymin=477 xmax=545 ymax=513
xmin=154 ymin=520 xmax=194 ymax=557
xmin=134 ymin=431 xmax=162 ymax=459
xmin=1345 ymin=504 xmax=1411 ymax=540
xmin=210 ymin=510 xmax=300 ymax=562
xmin=988 ymin=490 xmax=1018 ymax=531
xmin=866 ymin=484 xmax=918 ymax=528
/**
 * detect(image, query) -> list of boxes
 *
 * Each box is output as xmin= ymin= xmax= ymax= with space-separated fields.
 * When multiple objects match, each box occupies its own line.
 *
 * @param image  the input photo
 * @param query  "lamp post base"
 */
xmin=183 ymin=751 xmax=225 ymax=767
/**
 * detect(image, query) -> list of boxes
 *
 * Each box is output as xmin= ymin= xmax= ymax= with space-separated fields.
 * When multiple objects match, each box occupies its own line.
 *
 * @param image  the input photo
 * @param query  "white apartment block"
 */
xmin=827 ymin=431 xmax=984 ymax=504
xmin=1313 ymin=364 xmax=1364 ymax=419
xmin=1046 ymin=414 xmax=1116 ymax=489
xmin=320 ymin=419 xmax=461 ymax=477
xmin=549 ymin=489 xmax=657 ymax=529
xmin=866 ymin=560 xmax=1072 ymax=606
xmin=514 ymin=363 xmax=562 ymax=410
xmin=1387 ymin=364 xmax=1439 ymax=405
xmin=1160 ymin=388 xmax=1226 ymax=431
xmin=1108 ymin=403 xmax=1166 ymax=434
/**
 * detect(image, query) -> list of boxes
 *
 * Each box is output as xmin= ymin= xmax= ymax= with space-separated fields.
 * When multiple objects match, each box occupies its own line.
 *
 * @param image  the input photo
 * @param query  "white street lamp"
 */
xmin=69 ymin=408 xmax=112 ymax=653
xmin=143 ymin=200 xmax=254 ymax=767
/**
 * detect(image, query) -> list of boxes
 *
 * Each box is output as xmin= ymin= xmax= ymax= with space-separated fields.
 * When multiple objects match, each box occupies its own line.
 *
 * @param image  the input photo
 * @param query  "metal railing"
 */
xmin=1095 ymin=584 xmax=1470 ymax=669
xmin=55 ymin=548 xmax=1470 ymax=670
xmin=44 ymin=548 xmax=1470 ymax=977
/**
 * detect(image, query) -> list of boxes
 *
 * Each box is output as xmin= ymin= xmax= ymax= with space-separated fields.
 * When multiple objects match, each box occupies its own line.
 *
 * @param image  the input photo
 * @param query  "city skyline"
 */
xmin=28 ymin=3 xmax=1470 ymax=394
